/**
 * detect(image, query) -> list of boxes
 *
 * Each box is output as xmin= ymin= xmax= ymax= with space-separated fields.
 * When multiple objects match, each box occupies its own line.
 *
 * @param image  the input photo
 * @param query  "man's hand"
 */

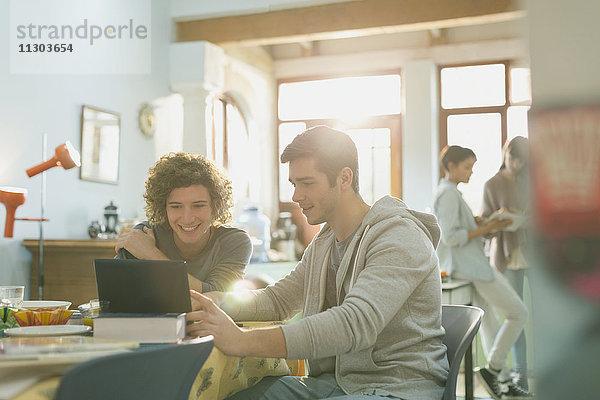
xmin=115 ymin=226 xmax=166 ymax=259
xmin=192 ymin=291 xmax=224 ymax=310
xmin=186 ymin=290 xmax=247 ymax=356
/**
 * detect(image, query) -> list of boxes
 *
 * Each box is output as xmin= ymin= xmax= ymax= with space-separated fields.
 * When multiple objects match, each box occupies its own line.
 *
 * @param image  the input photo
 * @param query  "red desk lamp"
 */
xmin=0 ymin=187 xmax=27 ymax=238
xmin=25 ymin=139 xmax=81 ymax=299
xmin=26 ymin=141 xmax=81 ymax=177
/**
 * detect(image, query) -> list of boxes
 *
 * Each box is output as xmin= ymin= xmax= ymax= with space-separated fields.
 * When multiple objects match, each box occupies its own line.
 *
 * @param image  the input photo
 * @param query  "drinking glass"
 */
xmin=0 ymin=286 xmax=25 ymax=307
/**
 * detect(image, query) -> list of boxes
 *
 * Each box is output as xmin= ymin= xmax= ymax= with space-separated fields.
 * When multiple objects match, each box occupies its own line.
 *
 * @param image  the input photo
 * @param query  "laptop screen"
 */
xmin=94 ymin=259 xmax=192 ymax=313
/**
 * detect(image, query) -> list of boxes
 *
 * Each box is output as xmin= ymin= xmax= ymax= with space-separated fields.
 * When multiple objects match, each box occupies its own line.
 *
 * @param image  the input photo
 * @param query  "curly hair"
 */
xmin=144 ymin=153 xmax=233 ymax=230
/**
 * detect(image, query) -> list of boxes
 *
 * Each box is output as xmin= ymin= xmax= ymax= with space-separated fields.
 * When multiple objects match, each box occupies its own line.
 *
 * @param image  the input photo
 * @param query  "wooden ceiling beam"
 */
xmin=176 ymin=0 xmax=524 ymax=47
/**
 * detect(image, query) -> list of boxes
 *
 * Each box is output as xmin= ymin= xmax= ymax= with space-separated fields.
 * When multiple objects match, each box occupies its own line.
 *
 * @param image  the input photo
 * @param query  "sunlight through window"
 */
xmin=447 ymin=113 xmax=503 ymax=213
xmin=346 ymin=128 xmax=391 ymax=204
xmin=441 ymin=64 xmax=506 ymax=109
xmin=508 ymin=106 xmax=530 ymax=140
xmin=510 ymin=68 xmax=532 ymax=104
xmin=279 ymin=122 xmax=307 ymax=203
xmin=278 ymin=75 xmax=401 ymax=122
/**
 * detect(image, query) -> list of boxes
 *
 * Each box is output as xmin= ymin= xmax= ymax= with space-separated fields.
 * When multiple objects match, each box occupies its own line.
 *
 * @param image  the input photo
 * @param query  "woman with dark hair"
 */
xmin=433 ymin=145 xmax=532 ymax=399
xmin=115 ymin=152 xmax=252 ymax=293
xmin=481 ymin=136 xmax=531 ymax=390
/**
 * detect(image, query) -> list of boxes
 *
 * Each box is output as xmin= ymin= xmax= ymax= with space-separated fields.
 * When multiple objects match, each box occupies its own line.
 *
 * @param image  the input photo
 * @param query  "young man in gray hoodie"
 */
xmin=187 ymin=126 xmax=449 ymax=400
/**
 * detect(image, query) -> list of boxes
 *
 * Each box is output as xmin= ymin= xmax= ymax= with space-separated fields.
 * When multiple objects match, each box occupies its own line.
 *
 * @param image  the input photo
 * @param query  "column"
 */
xmin=401 ymin=60 xmax=439 ymax=211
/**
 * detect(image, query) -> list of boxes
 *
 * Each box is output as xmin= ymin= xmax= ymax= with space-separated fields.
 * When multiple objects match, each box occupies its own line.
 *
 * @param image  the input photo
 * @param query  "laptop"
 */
xmin=94 ymin=259 xmax=192 ymax=314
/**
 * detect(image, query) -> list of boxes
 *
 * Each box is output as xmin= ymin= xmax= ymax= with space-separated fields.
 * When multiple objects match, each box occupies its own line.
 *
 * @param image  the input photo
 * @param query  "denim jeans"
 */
xmin=226 ymin=373 xmax=396 ymax=400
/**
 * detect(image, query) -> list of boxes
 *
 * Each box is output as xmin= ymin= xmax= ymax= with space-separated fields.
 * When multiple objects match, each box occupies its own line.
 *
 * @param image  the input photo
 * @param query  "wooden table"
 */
xmin=22 ymin=239 xmax=117 ymax=306
xmin=2 ymin=341 xmax=293 ymax=400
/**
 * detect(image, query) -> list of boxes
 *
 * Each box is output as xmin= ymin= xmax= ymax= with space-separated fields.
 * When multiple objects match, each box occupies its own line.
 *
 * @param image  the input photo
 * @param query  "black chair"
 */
xmin=441 ymin=305 xmax=484 ymax=400
xmin=55 ymin=337 xmax=214 ymax=400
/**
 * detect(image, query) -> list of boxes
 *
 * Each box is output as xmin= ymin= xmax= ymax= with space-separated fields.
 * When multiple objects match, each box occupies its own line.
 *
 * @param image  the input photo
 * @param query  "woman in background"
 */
xmin=434 ymin=145 xmax=531 ymax=399
xmin=481 ymin=136 xmax=531 ymax=390
xmin=115 ymin=152 xmax=252 ymax=293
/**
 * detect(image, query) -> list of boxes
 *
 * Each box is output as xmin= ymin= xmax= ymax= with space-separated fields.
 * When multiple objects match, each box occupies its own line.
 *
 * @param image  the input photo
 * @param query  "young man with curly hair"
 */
xmin=186 ymin=126 xmax=449 ymax=400
xmin=115 ymin=152 xmax=252 ymax=293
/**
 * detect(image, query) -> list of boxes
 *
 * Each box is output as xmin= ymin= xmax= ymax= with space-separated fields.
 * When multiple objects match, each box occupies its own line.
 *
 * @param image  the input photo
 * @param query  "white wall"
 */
xmin=0 ymin=0 xmax=172 ymax=239
xmin=169 ymin=42 xmax=278 ymax=222
xmin=222 ymin=54 xmax=278 ymax=222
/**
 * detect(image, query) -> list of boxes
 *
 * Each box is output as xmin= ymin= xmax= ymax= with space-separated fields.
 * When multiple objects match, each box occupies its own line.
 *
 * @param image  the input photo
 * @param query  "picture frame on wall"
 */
xmin=80 ymin=105 xmax=121 ymax=184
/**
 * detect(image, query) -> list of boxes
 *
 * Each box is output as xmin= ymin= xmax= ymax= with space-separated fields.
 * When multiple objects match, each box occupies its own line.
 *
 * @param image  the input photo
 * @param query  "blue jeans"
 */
xmin=226 ymin=373 xmax=396 ymax=400
xmin=503 ymin=269 xmax=528 ymax=374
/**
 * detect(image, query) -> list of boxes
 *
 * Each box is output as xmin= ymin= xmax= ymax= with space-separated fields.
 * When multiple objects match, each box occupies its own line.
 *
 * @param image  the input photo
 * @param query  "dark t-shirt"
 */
xmin=118 ymin=222 xmax=252 ymax=292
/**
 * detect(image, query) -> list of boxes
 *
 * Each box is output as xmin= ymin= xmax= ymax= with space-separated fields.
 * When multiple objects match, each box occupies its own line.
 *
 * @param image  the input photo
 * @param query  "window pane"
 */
xmin=447 ymin=113 xmax=502 ymax=213
xmin=211 ymin=100 xmax=225 ymax=167
xmin=508 ymin=106 xmax=530 ymax=140
xmin=441 ymin=64 xmax=506 ymax=109
xmin=278 ymin=75 xmax=401 ymax=121
xmin=346 ymin=128 xmax=391 ymax=205
xmin=225 ymin=103 xmax=253 ymax=201
xmin=279 ymin=122 xmax=307 ymax=202
xmin=510 ymin=67 xmax=532 ymax=104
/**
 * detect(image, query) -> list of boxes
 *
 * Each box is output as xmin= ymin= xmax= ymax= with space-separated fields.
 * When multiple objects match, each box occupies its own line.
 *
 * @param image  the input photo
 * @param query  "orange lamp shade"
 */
xmin=0 ymin=187 xmax=27 ymax=238
xmin=26 ymin=141 xmax=81 ymax=178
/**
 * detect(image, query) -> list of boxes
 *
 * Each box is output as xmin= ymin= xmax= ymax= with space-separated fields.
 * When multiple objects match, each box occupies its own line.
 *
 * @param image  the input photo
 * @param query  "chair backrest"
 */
xmin=441 ymin=305 xmax=484 ymax=400
xmin=55 ymin=337 xmax=214 ymax=400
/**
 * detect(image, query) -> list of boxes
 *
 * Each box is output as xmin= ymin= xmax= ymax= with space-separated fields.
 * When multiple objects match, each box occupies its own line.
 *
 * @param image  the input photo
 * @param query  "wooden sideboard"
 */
xmin=22 ymin=239 xmax=117 ymax=307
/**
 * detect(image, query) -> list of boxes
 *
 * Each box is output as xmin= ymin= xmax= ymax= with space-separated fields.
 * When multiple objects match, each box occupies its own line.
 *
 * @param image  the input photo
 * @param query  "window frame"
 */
xmin=276 ymin=69 xmax=403 ymax=210
xmin=209 ymin=93 xmax=250 ymax=170
xmin=438 ymin=60 xmax=513 ymax=154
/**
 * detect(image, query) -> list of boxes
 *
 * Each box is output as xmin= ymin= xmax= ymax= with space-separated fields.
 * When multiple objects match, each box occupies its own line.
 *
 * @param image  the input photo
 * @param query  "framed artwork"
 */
xmin=80 ymin=105 xmax=120 ymax=184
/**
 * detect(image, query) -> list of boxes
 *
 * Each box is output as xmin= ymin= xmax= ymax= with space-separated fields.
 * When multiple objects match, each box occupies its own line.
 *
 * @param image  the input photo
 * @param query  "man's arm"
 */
xmin=186 ymin=291 xmax=287 ymax=358
xmin=115 ymin=225 xmax=169 ymax=260
xmin=188 ymin=275 xmax=204 ymax=293
xmin=116 ymin=226 xmax=206 ymax=291
xmin=196 ymin=229 xmax=252 ymax=293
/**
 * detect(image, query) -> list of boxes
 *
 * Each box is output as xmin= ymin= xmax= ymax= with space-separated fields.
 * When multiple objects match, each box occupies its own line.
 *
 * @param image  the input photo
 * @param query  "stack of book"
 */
xmin=93 ymin=313 xmax=186 ymax=344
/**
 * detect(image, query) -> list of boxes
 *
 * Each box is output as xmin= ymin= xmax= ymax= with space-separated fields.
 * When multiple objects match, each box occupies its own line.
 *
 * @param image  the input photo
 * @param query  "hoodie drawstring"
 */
xmin=348 ymin=225 xmax=370 ymax=292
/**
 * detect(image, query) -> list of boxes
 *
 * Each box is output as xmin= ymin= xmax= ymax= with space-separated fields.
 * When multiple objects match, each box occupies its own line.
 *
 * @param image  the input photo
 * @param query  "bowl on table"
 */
xmin=20 ymin=300 xmax=72 ymax=310
xmin=10 ymin=300 xmax=74 ymax=327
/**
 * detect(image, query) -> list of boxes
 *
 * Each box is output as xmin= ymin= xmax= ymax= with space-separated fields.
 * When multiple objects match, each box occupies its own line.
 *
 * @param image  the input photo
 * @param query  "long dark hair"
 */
xmin=500 ymin=136 xmax=529 ymax=179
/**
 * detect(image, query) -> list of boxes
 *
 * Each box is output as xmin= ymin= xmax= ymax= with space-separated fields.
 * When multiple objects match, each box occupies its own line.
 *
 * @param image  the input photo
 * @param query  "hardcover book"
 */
xmin=485 ymin=211 xmax=528 ymax=232
xmin=93 ymin=313 xmax=186 ymax=344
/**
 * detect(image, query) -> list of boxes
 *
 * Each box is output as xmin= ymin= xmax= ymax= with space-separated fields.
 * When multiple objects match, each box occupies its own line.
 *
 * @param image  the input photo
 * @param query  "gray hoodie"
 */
xmin=228 ymin=196 xmax=448 ymax=399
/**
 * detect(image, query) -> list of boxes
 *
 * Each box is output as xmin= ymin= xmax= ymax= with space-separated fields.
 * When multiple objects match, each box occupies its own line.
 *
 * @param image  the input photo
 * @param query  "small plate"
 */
xmin=21 ymin=301 xmax=72 ymax=310
xmin=4 ymin=325 xmax=91 ymax=337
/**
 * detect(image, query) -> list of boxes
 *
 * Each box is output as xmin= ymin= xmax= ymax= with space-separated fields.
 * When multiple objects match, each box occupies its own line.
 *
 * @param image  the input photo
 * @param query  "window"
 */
xmin=210 ymin=95 xmax=258 ymax=203
xmin=439 ymin=61 xmax=531 ymax=213
xmin=277 ymin=73 xmax=402 ymax=205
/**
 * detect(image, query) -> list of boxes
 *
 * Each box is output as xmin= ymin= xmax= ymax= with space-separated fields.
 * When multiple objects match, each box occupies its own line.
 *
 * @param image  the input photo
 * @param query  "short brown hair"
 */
xmin=280 ymin=125 xmax=359 ymax=192
xmin=144 ymin=152 xmax=233 ymax=229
